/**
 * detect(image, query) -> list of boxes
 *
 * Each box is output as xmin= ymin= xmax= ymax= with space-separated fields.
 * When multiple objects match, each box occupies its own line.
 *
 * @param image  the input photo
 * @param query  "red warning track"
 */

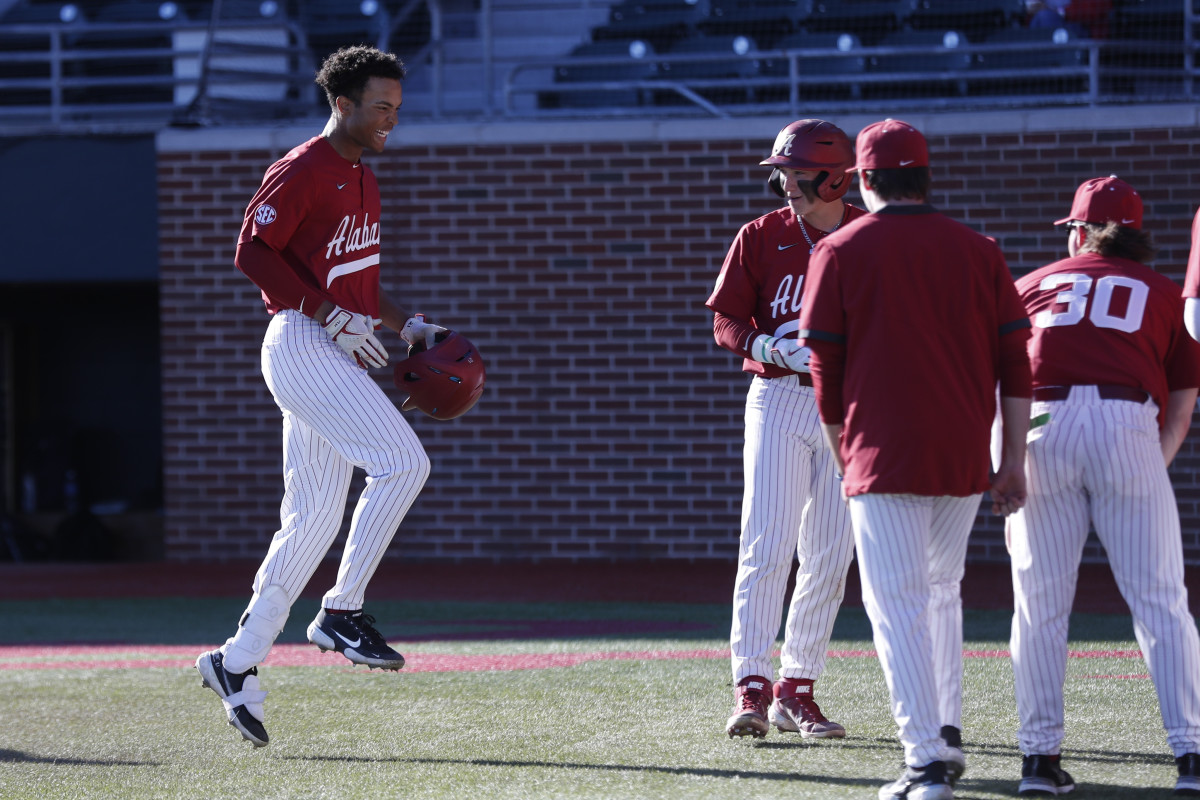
xmin=0 ymin=644 xmax=1148 ymax=672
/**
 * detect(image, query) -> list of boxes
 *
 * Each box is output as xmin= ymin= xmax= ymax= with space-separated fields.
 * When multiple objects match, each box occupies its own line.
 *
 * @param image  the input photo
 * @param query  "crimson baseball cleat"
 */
xmin=307 ymin=609 xmax=405 ymax=670
xmin=768 ymin=678 xmax=846 ymax=738
xmin=879 ymin=761 xmax=954 ymax=800
xmin=725 ymin=675 xmax=771 ymax=738
xmin=1018 ymin=754 xmax=1075 ymax=796
xmin=195 ymin=649 xmax=269 ymax=747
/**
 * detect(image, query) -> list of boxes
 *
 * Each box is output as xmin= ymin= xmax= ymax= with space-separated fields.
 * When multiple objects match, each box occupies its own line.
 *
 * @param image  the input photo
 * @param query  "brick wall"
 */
xmin=157 ymin=106 xmax=1200 ymax=564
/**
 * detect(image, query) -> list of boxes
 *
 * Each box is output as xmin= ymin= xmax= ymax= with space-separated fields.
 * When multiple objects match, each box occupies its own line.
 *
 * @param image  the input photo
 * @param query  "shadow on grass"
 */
xmin=284 ymin=753 xmax=882 ymax=787
xmin=0 ymin=748 xmax=157 ymax=767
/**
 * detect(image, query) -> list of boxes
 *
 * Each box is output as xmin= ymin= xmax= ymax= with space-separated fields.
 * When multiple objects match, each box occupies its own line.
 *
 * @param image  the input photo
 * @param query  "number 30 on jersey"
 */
xmin=1034 ymin=273 xmax=1148 ymax=334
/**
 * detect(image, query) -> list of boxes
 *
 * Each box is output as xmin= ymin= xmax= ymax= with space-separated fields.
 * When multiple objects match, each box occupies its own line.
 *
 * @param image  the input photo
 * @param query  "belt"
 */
xmin=761 ymin=372 xmax=814 ymax=387
xmin=1032 ymin=385 xmax=1148 ymax=403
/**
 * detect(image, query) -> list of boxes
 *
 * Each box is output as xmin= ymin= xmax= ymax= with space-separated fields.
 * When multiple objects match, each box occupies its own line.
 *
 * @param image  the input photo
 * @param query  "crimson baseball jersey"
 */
xmin=1183 ymin=207 xmax=1200 ymax=299
xmin=799 ymin=205 xmax=1031 ymax=497
xmin=707 ymin=204 xmax=865 ymax=377
xmin=237 ymin=136 xmax=382 ymax=317
xmin=1017 ymin=252 xmax=1200 ymax=425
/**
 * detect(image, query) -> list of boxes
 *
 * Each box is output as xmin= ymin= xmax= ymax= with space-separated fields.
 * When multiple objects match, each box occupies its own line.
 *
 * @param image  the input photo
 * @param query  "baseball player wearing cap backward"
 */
xmin=194 ymin=46 xmax=451 ymax=748
xmin=1007 ymin=176 xmax=1200 ymax=796
xmin=799 ymin=119 xmax=1033 ymax=800
xmin=707 ymin=119 xmax=866 ymax=740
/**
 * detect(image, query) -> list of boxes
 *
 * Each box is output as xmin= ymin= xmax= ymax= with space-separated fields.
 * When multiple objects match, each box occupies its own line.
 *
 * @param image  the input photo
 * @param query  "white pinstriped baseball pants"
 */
xmin=850 ymin=492 xmax=979 ymax=768
xmin=1009 ymin=386 xmax=1200 ymax=758
xmin=253 ymin=310 xmax=430 ymax=611
xmin=731 ymin=375 xmax=855 ymax=683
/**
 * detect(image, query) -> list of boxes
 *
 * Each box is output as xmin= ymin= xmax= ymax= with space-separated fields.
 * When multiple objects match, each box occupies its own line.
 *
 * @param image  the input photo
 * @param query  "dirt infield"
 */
xmin=0 ymin=558 xmax=1193 ymax=615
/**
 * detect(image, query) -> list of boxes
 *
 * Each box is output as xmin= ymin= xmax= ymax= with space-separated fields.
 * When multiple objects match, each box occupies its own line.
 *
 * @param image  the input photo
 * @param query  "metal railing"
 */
xmin=505 ymin=35 xmax=1199 ymax=118
xmin=0 ymin=3 xmax=1198 ymax=133
xmin=0 ymin=17 xmax=316 ymax=131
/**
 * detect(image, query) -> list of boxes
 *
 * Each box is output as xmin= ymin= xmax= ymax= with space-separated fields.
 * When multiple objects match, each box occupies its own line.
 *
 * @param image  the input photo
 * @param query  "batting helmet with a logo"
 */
xmin=393 ymin=331 xmax=486 ymax=420
xmin=760 ymin=119 xmax=854 ymax=202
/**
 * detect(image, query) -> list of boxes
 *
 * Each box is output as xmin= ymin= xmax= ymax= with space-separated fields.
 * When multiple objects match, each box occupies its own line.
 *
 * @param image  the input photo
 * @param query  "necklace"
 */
xmin=798 ymin=212 xmax=842 ymax=254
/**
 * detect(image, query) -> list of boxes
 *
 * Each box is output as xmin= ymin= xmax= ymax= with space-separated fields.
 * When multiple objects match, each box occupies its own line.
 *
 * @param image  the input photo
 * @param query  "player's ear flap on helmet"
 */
xmin=767 ymin=168 xmax=786 ymax=198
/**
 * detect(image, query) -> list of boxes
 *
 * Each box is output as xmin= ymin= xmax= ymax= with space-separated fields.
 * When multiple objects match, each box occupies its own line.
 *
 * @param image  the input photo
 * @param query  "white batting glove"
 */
xmin=752 ymin=334 xmax=811 ymax=373
xmin=322 ymin=305 xmax=388 ymax=369
xmin=401 ymin=314 xmax=448 ymax=350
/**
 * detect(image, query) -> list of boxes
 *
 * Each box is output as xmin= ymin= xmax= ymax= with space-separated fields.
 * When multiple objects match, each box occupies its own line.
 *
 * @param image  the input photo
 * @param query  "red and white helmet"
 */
xmin=760 ymin=119 xmax=854 ymax=202
xmin=393 ymin=331 xmax=486 ymax=420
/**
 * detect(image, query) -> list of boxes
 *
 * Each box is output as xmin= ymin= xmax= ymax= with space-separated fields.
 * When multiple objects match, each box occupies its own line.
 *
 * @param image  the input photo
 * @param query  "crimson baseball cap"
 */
xmin=847 ymin=118 xmax=929 ymax=171
xmin=1054 ymin=175 xmax=1143 ymax=229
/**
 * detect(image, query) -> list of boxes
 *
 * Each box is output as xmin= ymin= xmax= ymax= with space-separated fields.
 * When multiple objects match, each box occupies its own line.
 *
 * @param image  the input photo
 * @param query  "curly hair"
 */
xmin=315 ymin=46 xmax=407 ymax=109
xmin=1075 ymin=221 xmax=1158 ymax=264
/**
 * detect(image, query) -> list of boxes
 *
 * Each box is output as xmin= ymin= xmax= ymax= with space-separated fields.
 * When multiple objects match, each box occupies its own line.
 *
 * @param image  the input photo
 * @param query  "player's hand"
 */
xmin=752 ymin=334 xmax=811 ymax=373
xmin=772 ymin=342 xmax=812 ymax=374
xmin=401 ymin=314 xmax=448 ymax=350
xmin=322 ymin=305 xmax=388 ymax=369
xmin=988 ymin=460 xmax=1026 ymax=517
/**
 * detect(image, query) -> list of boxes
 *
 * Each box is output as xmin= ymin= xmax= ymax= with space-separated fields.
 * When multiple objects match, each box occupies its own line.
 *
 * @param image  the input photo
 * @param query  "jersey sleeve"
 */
xmin=706 ymin=223 xmax=759 ymax=320
xmin=713 ymin=310 xmax=762 ymax=359
xmin=234 ymin=236 xmax=332 ymax=316
xmin=993 ymin=252 xmax=1033 ymax=398
xmin=1163 ymin=286 xmax=1200 ymax=390
xmin=1184 ymin=207 xmax=1200 ymax=298
xmin=241 ymin=161 xmax=314 ymax=254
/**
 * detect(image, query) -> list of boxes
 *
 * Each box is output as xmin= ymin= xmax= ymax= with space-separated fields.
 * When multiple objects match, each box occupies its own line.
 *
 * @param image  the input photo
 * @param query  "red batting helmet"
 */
xmin=392 ymin=331 xmax=486 ymax=420
xmin=760 ymin=119 xmax=854 ymax=202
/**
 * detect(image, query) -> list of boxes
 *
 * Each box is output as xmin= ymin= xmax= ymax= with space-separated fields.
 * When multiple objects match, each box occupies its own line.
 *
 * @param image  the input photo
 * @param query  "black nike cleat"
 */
xmin=195 ymin=649 xmax=269 ymax=747
xmin=307 ymin=609 xmax=405 ymax=670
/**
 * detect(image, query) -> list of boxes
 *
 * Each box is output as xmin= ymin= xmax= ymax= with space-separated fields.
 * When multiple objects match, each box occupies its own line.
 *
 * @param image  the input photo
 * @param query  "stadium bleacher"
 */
xmin=0 ymin=0 xmax=1197 ymax=126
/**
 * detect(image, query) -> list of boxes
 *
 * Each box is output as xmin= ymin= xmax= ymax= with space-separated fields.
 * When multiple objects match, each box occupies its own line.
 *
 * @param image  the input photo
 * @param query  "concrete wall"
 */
xmin=157 ymin=104 xmax=1200 ymax=563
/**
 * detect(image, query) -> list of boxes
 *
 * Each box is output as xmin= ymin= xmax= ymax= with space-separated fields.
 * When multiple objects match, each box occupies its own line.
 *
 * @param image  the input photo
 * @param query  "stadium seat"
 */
xmin=63 ymin=0 xmax=181 ymax=105
xmin=968 ymin=26 xmax=1090 ymax=96
xmin=301 ymin=0 xmax=390 ymax=69
xmin=758 ymin=30 xmax=865 ymax=100
xmin=657 ymin=32 xmax=759 ymax=104
xmin=592 ymin=0 xmax=710 ymax=52
xmin=0 ymin=3 xmax=85 ymax=107
xmin=805 ymin=0 xmax=916 ymax=46
xmin=907 ymin=0 xmax=1025 ymax=42
xmin=545 ymin=39 xmax=657 ymax=110
xmin=864 ymin=28 xmax=971 ymax=98
xmin=696 ymin=0 xmax=812 ymax=48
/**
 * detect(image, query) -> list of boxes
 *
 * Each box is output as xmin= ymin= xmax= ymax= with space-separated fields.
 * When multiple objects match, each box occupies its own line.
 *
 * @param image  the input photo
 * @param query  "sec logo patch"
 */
xmin=254 ymin=204 xmax=277 ymax=225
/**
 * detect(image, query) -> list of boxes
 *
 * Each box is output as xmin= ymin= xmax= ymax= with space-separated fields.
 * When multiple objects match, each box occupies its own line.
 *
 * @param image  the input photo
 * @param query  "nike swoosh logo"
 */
xmin=333 ymin=630 xmax=362 ymax=648
xmin=1122 ymin=218 xmax=1135 ymax=224
xmin=899 ymin=160 xmax=915 ymax=166
xmin=337 ymin=182 xmax=348 ymax=190
xmin=778 ymin=243 xmax=800 ymax=251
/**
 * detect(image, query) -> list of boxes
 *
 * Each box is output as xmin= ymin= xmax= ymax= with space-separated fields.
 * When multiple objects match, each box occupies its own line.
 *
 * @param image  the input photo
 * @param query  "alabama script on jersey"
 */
xmin=1017 ymin=251 xmax=1200 ymax=425
xmin=706 ymin=205 xmax=866 ymax=378
xmin=238 ymin=136 xmax=382 ymax=317
xmin=800 ymin=206 xmax=1031 ymax=498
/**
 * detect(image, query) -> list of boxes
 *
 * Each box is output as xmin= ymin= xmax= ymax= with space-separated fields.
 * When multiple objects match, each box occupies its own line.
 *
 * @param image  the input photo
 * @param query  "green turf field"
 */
xmin=0 ymin=598 xmax=1179 ymax=799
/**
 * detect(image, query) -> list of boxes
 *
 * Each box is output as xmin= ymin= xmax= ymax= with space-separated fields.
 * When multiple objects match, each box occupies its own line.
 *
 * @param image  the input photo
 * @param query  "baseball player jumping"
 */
xmin=1008 ymin=176 xmax=1200 ymax=796
xmin=195 ymin=45 xmax=448 ymax=747
xmin=799 ymin=119 xmax=1033 ymax=800
xmin=707 ymin=119 xmax=864 ymax=740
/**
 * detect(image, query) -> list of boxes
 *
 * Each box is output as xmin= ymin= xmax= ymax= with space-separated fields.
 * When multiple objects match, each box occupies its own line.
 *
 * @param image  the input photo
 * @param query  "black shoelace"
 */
xmin=350 ymin=613 xmax=387 ymax=646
